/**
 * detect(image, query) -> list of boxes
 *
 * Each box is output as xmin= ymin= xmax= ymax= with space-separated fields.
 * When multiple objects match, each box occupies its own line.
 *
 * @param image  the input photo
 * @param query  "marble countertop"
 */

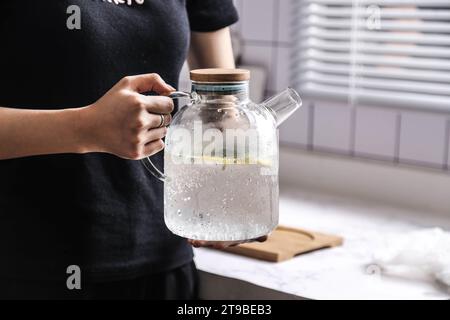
xmin=193 ymin=188 xmax=450 ymax=300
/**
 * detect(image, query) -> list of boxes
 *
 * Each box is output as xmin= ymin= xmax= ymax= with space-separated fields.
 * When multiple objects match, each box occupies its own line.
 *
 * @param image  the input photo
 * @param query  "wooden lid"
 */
xmin=190 ymin=68 xmax=250 ymax=82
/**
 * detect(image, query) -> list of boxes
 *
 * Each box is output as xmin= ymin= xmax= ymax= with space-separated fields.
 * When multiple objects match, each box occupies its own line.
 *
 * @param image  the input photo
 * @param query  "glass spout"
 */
xmin=261 ymin=88 xmax=302 ymax=127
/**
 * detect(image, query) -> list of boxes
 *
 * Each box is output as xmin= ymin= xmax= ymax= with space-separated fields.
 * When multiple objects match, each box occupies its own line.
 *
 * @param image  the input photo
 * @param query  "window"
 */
xmin=292 ymin=0 xmax=450 ymax=111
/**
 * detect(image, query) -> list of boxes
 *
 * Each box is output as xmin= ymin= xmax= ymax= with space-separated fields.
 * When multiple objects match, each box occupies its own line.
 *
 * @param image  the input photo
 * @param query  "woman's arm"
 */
xmin=188 ymin=27 xmax=235 ymax=70
xmin=0 ymin=74 xmax=174 ymax=160
xmin=0 ymin=106 xmax=91 ymax=159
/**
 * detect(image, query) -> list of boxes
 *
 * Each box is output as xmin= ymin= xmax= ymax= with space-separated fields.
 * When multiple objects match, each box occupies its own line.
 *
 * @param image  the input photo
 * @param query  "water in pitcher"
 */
xmin=164 ymin=154 xmax=279 ymax=241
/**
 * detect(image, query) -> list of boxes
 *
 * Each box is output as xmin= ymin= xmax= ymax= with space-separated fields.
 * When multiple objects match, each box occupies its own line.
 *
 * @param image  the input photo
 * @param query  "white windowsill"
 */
xmin=194 ymin=189 xmax=450 ymax=300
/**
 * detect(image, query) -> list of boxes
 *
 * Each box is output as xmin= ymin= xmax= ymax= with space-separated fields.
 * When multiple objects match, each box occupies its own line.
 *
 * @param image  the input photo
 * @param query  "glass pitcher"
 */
xmin=143 ymin=69 xmax=302 ymax=241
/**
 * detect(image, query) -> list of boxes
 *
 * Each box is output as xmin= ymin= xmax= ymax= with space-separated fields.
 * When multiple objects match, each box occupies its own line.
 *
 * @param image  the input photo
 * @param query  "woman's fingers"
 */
xmin=141 ymin=126 xmax=168 ymax=157
xmin=193 ymin=241 xmax=236 ymax=249
xmin=255 ymin=236 xmax=268 ymax=243
xmin=141 ymin=95 xmax=174 ymax=114
xmin=144 ymin=126 xmax=167 ymax=144
xmin=145 ymin=113 xmax=172 ymax=130
xmin=143 ymin=138 xmax=165 ymax=157
xmin=120 ymin=73 xmax=175 ymax=95
xmin=135 ymin=113 xmax=171 ymax=131
xmin=188 ymin=236 xmax=269 ymax=249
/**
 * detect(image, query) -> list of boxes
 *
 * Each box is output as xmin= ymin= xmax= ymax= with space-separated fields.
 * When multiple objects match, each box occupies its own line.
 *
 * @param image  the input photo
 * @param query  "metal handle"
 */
xmin=141 ymin=91 xmax=192 ymax=182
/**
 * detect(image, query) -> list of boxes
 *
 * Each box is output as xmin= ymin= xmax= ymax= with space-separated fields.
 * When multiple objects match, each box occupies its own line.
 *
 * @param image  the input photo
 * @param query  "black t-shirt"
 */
xmin=0 ymin=0 xmax=238 ymax=282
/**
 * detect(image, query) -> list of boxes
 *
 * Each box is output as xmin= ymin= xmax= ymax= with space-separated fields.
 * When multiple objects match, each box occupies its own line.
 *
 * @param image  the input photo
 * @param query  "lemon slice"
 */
xmin=170 ymin=153 xmax=273 ymax=167
xmin=193 ymin=155 xmax=273 ymax=167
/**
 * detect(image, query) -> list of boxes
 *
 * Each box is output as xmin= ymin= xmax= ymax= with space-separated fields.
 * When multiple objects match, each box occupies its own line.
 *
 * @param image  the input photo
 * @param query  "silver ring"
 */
xmin=157 ymin=114 xmax=165 ymax=128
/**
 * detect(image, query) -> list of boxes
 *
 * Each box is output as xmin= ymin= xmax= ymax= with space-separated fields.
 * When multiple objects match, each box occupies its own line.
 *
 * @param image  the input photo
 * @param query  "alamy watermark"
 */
xmin=366 ymin=5 xmax=382 ymax=31
xmin=66 ymin=5 xmax=81 ymax=30
xmin=66 ymin=265 xmax=81 ymax=290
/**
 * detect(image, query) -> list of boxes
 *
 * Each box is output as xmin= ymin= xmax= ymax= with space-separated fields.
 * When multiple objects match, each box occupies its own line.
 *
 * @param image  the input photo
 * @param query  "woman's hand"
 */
xmin=81 ymin=73 xmax=174 ymax=160
xmin=188 ymin=236 xmax=268 ymax=250
xmin=0 ymin=73 xmax=175 ymax=160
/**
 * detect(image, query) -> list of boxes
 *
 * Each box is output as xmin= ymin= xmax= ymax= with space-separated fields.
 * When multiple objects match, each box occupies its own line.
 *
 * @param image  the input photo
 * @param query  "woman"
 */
xmin=0 ymin=0 xmax=249 ymax=299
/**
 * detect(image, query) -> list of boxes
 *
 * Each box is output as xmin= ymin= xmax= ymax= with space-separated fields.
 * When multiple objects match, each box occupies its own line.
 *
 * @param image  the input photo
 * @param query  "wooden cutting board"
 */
xmin=223 ymin=226 xmax=343 ymax=262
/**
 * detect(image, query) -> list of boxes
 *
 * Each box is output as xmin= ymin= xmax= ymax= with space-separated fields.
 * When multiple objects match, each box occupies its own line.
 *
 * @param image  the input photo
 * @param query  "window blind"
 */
xmin=292 ymin=0 xmax=450 ymax=111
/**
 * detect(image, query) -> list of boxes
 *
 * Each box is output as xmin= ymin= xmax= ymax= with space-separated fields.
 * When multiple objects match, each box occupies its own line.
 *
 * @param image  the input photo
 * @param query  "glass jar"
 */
xmin=143 ymin=69 xmax=301 ymax=241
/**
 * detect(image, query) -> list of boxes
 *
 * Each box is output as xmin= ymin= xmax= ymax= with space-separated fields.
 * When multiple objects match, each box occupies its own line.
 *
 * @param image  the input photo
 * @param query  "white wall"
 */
xmin=179 ymin=0 xmax=450 ymax=173
xmin=232 ymin=0 xmax=450 ymax=172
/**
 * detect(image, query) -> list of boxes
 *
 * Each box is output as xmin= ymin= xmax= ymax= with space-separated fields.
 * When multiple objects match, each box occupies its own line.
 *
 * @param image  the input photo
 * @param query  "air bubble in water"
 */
xmin=164 ymin=154 xmax=277 ymax=241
